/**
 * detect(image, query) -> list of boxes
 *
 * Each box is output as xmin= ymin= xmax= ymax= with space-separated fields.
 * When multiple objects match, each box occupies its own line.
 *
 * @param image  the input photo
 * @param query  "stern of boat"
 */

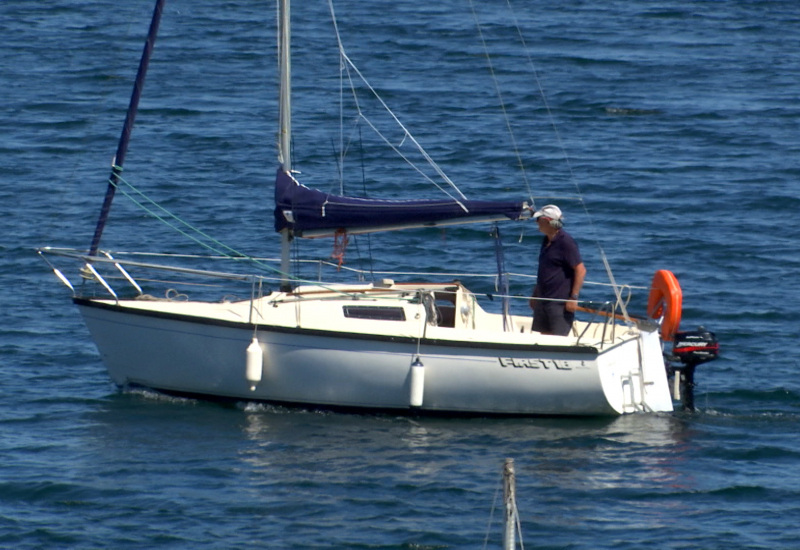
xmin=596 ymin=328 xmax=674 ymax=414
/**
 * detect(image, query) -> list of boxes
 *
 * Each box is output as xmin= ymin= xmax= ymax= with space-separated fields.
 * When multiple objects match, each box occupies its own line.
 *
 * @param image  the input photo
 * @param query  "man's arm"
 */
xmin=566 ymin=262 xmax=586 ymax=312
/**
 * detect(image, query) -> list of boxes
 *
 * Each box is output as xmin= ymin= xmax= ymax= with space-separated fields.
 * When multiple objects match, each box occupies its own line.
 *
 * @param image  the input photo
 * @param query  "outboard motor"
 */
xmin=666 ymin=327 xmax=719 ymax=411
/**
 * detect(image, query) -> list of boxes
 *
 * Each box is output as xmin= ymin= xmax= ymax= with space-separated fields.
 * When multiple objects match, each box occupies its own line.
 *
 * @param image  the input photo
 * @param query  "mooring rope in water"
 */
xmin=482 ymin=480 xmax=501 ymax=550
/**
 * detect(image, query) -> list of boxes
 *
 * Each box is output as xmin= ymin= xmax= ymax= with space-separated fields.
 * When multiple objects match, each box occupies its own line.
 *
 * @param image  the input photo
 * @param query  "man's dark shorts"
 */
xmin=532 ymin=300 xmax=574 ymax=336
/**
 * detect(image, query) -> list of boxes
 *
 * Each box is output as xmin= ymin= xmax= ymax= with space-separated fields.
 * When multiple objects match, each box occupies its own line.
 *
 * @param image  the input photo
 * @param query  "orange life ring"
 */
xmin=647 ymin=269 xmax=682 ymax=341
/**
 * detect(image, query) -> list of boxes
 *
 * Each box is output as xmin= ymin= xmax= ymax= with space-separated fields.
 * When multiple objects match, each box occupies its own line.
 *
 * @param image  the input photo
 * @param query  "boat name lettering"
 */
xmin=498 ymin=357 xmax=580 ymax=370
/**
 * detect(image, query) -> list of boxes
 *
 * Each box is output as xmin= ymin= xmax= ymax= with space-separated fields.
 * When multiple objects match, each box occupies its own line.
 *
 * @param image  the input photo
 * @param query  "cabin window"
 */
xmin=343 ymin=305 xmax=406 ymax=321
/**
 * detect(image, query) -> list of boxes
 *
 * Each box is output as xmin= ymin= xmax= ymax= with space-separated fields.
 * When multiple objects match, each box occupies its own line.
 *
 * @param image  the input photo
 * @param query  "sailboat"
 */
xmin=38 ymin=0 xmax=718 ymax=416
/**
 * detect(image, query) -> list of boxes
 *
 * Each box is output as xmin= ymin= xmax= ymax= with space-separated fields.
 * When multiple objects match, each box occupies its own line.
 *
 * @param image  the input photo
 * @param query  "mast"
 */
xmin=278 ymin=0 xmax=293 ymax=292
xmin=88 ymin=0 xmax=166 ymax=256
xmin=503 ymin=458 xmax=518 ymax=550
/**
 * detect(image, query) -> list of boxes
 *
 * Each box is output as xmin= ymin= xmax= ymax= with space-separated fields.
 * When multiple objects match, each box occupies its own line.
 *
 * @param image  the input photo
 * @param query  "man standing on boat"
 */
xmin=529 ymin=205 xmax=586 ymax=336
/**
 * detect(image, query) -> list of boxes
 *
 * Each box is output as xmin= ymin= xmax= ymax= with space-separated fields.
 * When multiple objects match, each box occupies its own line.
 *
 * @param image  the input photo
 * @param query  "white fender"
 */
xmin=245 ymin=337 xmax=263 ymax=391
xmin=409 ymin=358 xmax=425 ymax=407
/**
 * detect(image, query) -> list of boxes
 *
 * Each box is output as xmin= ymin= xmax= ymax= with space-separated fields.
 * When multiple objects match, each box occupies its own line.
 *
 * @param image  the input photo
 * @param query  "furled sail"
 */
xmin=274 ymin=169 xmax=526 ymax=238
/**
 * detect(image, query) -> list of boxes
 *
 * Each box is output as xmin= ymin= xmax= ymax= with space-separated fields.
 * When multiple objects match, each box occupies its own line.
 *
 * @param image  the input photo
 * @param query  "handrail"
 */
xmin=37 ymin=247 xmax=649 ymax=345
xmin=102 ymin=251 xmax=143 ymax=296
xmin=82 ymin=263 xmax=118 ymax=301
xmin=38 ymin=247 xmax=260 ymax=282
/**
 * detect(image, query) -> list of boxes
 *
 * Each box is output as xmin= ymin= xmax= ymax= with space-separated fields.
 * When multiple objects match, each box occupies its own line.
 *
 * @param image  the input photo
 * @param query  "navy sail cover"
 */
xmin=274 ymin=169 xmax=526 ymax=237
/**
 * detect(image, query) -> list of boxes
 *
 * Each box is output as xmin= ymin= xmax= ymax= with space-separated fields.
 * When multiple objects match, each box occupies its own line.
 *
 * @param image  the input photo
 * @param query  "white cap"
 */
xmin=533 ymin=204 xmax=563 ymax=221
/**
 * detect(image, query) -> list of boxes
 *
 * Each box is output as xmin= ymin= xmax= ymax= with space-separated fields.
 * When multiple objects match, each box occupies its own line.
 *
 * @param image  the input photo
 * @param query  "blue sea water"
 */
xmin=2 ymin=0 xmax=800 ymax=548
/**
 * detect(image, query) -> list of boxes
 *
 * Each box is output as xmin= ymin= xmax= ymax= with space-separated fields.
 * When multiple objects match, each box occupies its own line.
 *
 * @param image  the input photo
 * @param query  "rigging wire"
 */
xmin=102 ymin=171 xmax=413 ymax=301
xmin=108 ymin=171 xmax=257 ymax=259
xmin=107 ymin=170 xmax=305 ymax=283
xmin=356 ymin=125 xmax=376 ymax=281
xmin=496 ymin=0 xmax=632 ymax=318
xmin=468 ymin=0 xmax=534 ymax=208
xmin=326 ymin=0 xmax=471 ymax=208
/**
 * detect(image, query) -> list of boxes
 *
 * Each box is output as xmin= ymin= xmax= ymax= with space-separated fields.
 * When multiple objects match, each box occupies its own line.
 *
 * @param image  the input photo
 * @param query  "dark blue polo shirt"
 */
xmin=536 ymin=230 xmax=582 ymax=300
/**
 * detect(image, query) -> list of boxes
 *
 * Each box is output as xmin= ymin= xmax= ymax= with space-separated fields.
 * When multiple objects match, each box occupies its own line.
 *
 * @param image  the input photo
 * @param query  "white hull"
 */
xmin=75 ymin=281 xmax=673 ymax=416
